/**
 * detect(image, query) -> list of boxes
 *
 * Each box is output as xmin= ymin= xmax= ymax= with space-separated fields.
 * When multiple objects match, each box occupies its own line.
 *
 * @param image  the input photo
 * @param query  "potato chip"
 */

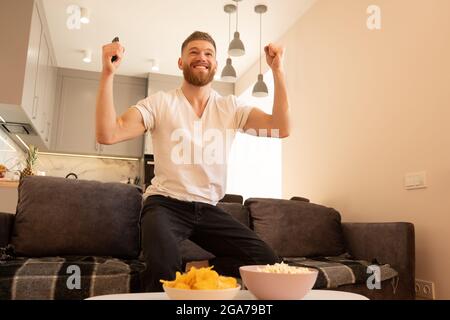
xmin=160 ymin=266 xmax=238 ymax=290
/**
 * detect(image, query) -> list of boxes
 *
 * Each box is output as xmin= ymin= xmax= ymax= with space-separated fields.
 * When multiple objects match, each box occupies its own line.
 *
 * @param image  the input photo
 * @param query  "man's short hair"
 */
xmin=181 ymin=31 xmax=217 ymax=54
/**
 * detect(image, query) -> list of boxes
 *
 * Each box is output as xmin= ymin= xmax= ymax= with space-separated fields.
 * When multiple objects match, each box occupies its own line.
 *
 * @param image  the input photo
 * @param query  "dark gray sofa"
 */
xmin=0 ymin=176 xmax=415 ymax=299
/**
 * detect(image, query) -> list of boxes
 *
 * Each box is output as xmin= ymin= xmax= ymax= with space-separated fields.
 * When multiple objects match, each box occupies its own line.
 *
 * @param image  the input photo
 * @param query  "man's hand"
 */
xmin=264 ymin=43 xmax=285 ymax=72
xmin=101 ymin=41 xmax=125 ymax=76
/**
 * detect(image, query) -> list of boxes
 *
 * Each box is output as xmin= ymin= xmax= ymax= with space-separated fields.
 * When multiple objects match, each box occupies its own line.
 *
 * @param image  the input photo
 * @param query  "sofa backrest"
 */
xmin=6 ymin=177 xmax=346 ymax=262
xmin=11 ymin=176 xmax=142 ymax=259
xmin=219 ymin=194 xmax=244 ymax=205
xmin=182 ymin=197 xmax=347 ymax=261
xmin=244 ymin=198 xmax=346 ymax=258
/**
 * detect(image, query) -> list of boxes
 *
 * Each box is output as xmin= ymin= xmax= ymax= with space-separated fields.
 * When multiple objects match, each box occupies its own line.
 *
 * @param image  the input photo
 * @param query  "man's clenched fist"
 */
xmin=264 ymin=43 xmax=285 ymax=72
xmin=102 ymin=41 xmax=125 ymax=75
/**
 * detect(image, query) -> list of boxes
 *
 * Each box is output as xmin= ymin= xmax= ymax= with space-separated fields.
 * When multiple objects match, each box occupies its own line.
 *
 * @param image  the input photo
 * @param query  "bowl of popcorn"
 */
xmin=160 ymin=266 xmax=241 ymax=300
xmin=239 ymin=262 xmax=318 ymax=300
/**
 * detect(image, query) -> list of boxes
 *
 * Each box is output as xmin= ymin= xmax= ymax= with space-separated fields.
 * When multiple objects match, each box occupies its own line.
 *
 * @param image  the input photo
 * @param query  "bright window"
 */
xmin=226 ymin=70 xmax=282 ymax=200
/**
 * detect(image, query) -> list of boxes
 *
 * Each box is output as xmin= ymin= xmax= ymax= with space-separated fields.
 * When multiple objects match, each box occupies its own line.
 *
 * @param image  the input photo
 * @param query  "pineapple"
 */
xmin=21 ymin=145 xmax=38 ymax=179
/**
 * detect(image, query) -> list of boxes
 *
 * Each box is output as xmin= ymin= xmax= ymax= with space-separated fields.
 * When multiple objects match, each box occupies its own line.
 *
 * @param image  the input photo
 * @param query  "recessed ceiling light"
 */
xmin=80 ymin=7 xmax=90 ymax=24
xmin=83 ymin=50 xmax=92 ymax=63
xmin=150 ymin=59 xmax=159 ymax=72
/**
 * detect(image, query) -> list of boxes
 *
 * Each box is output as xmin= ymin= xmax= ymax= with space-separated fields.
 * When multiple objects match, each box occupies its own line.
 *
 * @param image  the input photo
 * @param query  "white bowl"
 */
xmin=163 ymin=285 xmax=241 ymax=300
xmin=239 ymin=265 xmax=318 ymax=300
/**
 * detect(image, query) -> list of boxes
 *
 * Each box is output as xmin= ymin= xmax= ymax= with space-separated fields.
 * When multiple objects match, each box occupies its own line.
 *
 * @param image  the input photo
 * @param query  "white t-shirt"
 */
xmin=133 ymin=87 xmax=253 ymax=205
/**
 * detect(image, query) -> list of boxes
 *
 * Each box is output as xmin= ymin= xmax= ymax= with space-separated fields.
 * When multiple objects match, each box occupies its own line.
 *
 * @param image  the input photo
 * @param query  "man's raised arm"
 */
xmin=96 ymin=40 xmax=146 ymax=145
xmin=243 ymin=43 xmax=290 ymax=138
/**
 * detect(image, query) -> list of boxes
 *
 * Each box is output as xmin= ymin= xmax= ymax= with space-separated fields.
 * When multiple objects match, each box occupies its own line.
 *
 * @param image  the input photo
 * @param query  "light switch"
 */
xmin=404 ymin=171 xmax=427 ymax=190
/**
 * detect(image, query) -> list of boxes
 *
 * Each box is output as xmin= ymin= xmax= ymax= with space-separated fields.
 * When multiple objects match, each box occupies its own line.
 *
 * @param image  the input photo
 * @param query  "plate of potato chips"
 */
xmin=160 ymin=266 xmax=241 ymax=300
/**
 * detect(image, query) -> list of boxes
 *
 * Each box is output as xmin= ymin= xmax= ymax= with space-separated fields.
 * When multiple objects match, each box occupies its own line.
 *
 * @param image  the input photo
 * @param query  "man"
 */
xmin=96 ymin=31 xmax=290 ymax=291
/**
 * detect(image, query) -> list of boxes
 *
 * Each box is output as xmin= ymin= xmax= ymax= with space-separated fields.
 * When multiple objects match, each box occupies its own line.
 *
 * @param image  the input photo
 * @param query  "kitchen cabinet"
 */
xmin=21 ymin=2 xmax=42 ymax=120
xmin=54 ymin=76 xmax=99 ymax=154
xmin=53 ymin=69 xmax=146 ymax=158
xmin=0 ymin=0 xmax=57 ymax=151
xmin=34 ymin=32 xmax=50 ymax=138
xmin=44 ymin=54 xmax=57 ymax=146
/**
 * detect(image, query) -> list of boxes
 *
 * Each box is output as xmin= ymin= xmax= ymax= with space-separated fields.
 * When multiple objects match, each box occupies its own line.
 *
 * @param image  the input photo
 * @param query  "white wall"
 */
xmin=269 ymin=0 xmax=450 ymax=298
xmin=227 ymin=70 xmax=282 ymax=200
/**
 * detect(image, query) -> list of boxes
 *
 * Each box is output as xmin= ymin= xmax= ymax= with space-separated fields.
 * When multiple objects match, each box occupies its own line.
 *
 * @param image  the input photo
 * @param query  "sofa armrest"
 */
xmin=0 ymin=212 xmax=15 ymax=247
xmin=341 ymin=222 xmax=415 ymax=299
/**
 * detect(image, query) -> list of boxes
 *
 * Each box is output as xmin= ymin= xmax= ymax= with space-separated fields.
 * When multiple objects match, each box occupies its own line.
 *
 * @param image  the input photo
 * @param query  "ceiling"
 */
xmin=41 ymin=0 xmax=316 ymax=79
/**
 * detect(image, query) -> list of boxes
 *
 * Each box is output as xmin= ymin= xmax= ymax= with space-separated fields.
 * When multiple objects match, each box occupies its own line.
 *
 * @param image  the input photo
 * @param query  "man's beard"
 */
xmin=183 ymin=64 xmax=216 ymax=87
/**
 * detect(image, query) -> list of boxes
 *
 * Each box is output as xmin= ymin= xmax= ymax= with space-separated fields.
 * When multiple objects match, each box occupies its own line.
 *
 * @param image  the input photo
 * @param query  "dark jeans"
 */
xmin=140 ymin=194 xmax=280 ymax=292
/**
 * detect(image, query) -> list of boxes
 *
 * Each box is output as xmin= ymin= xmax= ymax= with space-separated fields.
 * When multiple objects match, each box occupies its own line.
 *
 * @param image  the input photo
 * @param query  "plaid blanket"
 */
xmin=0 ymin=255 xmax=145 ymax=300
xmin=0 ymin=251 xmax=399 ymax=300
xmin=283 ymin=254 xmax=399 ymax=290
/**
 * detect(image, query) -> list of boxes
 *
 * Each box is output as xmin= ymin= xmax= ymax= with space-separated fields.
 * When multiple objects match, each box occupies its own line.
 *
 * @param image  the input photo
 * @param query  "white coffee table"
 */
xmin=87 ymin=290 xmax=368 ymax=300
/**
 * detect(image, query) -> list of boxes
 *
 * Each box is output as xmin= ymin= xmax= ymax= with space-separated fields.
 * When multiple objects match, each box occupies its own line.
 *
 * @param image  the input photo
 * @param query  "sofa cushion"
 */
xmin=245 ymin=198 xmax=346 ymax=257
xmin=11 ymin=176 xmax=142 ymax=258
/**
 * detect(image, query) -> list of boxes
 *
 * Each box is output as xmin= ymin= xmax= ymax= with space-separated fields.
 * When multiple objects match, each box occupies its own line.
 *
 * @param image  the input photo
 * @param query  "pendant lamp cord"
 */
xmin=259 ymin=12 xmax=262 ymax=74
xmin=236 ymin=1 xmax=239 ymax=31
xmin=228 ymin=12 xmax=231 ymax=58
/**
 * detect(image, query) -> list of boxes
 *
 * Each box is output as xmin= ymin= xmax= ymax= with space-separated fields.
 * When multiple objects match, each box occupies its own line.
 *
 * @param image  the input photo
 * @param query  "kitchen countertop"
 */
xmin=0 ymin=180 xmax=20 ymax=188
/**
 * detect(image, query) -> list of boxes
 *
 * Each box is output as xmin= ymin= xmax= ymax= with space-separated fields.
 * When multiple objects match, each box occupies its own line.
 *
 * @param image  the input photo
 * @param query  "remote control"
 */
xmin=111 ymin=37 xmax=120 ymax=63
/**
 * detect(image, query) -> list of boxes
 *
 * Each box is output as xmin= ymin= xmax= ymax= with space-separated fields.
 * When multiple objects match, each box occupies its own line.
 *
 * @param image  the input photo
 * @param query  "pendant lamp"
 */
xmin=228 ymin=0 xmax=245 ymax=57
xmin=221 ymin=4 xmax=237 ymax=81
xmin=252 ymin=4 xmax=268 ymax=97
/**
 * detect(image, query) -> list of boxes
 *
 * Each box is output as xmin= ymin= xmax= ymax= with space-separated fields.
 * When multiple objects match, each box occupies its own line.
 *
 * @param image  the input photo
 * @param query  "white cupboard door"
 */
xmin=55 ymin=77 xmax=98 ymax=154
xmin=21 ymin=4 xmax=42 ymax=119
xmin=34 ymin=32 xmax=49 ymax=136
xmin=44 ymin=54 xmax=57 ymax=147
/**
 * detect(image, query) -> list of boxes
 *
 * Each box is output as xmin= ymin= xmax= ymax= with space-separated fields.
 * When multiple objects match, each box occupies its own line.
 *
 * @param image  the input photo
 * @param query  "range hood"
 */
xmin=1 ymin=121 xmax=36 ymax=135
xmin=0 ymin=119 xmax=48 ymax=152
xmin=0 ymin=104 xmax=50 ymax=152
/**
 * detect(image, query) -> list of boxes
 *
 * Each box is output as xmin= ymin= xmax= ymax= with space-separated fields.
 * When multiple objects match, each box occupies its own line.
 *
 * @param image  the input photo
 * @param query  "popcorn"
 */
xmin=257 ymin=262 xmax=312 ymax=274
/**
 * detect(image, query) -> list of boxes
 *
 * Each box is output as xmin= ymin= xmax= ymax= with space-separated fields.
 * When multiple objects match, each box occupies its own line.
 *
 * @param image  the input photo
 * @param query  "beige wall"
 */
xmin=238 ymin=0 xmax=450 ymax=298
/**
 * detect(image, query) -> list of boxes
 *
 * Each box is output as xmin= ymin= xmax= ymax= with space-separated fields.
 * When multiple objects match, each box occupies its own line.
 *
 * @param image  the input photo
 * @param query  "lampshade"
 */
xmin=221 ymin=58 xmax=237 ymax=81
xmin=228 ymin=32 xmax=245 ymax=57
xmin=222 ymin=4 xmax=238 ymax=81
xmin=252 ymin=74 xmax=268 ymax=97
